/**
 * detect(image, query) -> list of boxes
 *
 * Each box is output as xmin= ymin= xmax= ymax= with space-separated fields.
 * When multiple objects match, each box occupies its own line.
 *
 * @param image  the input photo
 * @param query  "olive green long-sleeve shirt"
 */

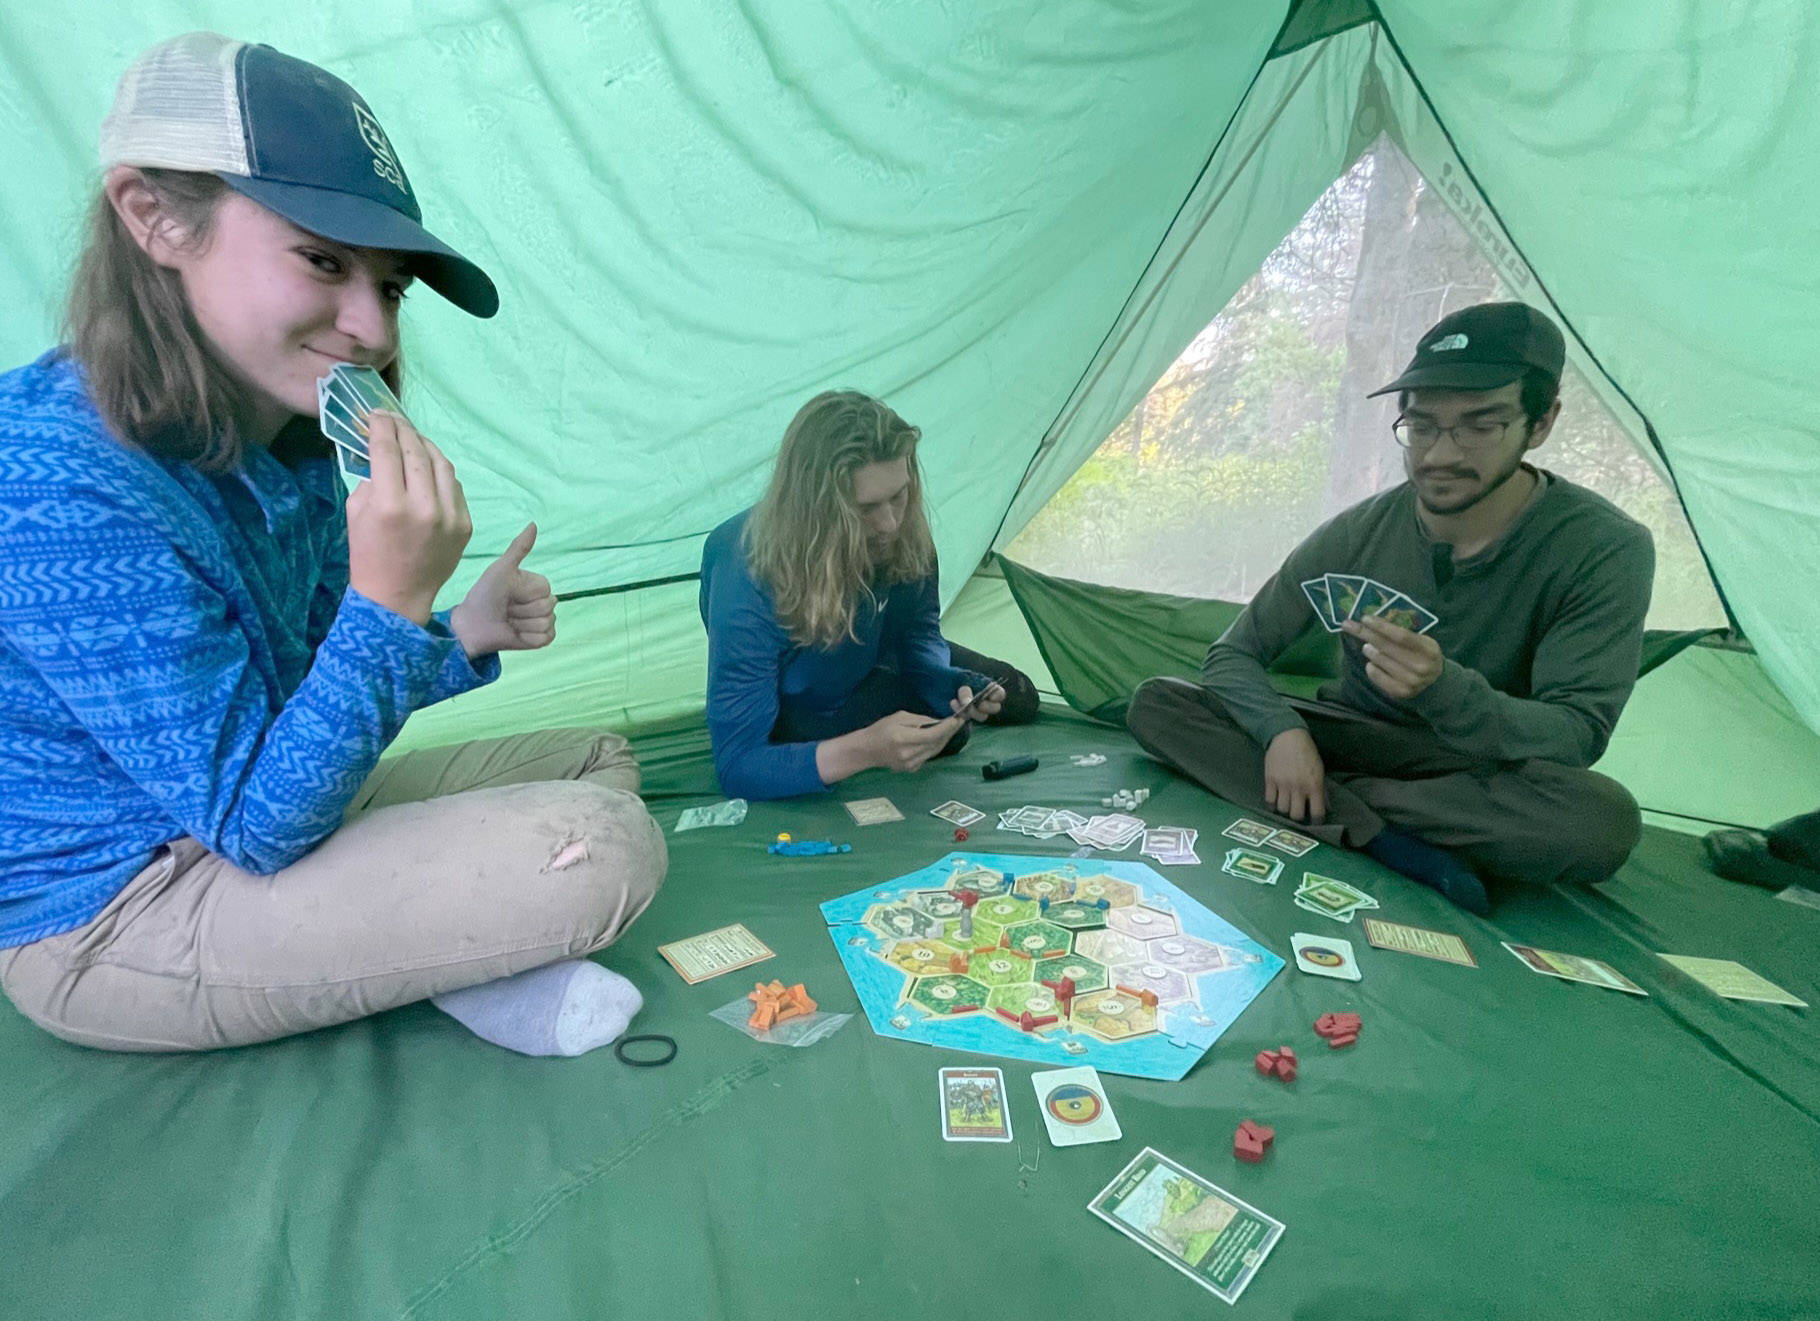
xmin=1202 ymin=470 xmax=1655 ymax=768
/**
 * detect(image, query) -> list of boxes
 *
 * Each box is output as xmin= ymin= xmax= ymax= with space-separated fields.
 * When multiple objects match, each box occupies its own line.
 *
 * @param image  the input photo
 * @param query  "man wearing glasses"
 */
xmin=1126 ymin=303 xmax=1654 ymax=912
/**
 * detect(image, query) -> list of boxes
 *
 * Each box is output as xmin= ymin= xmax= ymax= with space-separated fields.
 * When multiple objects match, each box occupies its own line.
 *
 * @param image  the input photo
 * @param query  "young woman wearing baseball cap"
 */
xmin=0 ymin=33 xmax=665 ymax=1055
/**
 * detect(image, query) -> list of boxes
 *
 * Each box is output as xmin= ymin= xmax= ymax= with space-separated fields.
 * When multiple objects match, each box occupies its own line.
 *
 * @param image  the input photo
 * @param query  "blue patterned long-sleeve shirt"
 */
xmin=0 ymin=352 xmax=498 ymax=948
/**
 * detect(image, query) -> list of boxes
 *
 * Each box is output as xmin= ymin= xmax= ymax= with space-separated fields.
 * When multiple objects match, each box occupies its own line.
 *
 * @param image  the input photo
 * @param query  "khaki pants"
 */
xmin=1125 ymin=677 xmax=1640 ymax=887
xmin=0 ymin=727 xmax=666 ymax=1052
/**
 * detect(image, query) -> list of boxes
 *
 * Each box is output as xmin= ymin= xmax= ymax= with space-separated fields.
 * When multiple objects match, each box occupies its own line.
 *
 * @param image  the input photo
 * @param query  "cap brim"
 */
xmin=1367 ymin=361 xmax=1529 ymax=398
xmin=218 ymin=174 xmax=499 ymax=318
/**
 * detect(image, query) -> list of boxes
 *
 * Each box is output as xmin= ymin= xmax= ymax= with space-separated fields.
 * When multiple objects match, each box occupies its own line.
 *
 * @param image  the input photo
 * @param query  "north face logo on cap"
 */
xmin=1430 ymin=333 xmax=1469 ymax=352
xmin=351 ymin=101 xmax=406 ymax=194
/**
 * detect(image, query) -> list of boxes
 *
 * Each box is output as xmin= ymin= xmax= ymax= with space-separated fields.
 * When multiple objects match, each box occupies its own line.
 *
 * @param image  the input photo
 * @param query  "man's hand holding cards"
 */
xmin=1345 ymin=614 xmax=1444 ymax=701
xmin=1302 ymin=571 xmax=1438 ymax=636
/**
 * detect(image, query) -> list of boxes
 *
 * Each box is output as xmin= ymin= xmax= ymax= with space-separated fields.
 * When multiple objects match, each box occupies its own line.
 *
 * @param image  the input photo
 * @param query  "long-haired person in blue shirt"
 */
xmin=700 ymin=390 xmax=1038 ymax=801
xmin=0 ymin=34 xmax=665 ymax=1056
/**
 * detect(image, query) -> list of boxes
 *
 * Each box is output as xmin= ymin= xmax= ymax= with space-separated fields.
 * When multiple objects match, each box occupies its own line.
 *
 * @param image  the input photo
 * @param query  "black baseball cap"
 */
xmin=100 ymin=33 xmax=498 ymax=318
xmin=1369 ymin=302 xmax=1564 ymax=397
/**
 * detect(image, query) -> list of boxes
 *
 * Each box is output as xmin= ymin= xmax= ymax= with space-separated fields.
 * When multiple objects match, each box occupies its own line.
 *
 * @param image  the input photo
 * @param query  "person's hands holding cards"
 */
xmin=1344 ymin=614 xmax=1443 ymax=700
xmin=1264 ymin=726 xmax=1326 ymax=824
xmin=345 ymin=408 xmax=472 ymax=626
xmin=449 ymin=522 xmax=556 ymax=659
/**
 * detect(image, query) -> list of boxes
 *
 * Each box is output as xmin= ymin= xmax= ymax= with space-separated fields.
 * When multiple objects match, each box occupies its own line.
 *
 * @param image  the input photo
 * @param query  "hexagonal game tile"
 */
xmin=1069 ymin=874 xmax=1142 ymax=908
xmin=1147 ymin=935 xmax=1233 ymax=975
xmin=1111 ymin=960 xmax=1195 ymax=1006
xmin=863 ymin=903 xmax=945 ymax=942
xmin=1012 ymin=871 xmax=1075 ymax=904
xmin=882 ymin=938 xmax=969 ymax=978
xmin=1033 ymin=953 xmax=1110 ymax=995
xmin=908 ymin=974 xmax=990 ymax=1017
xmin=1070 ymin=987 xmax=1159 ymax=1042
xmin=1002 ymin=919 xmax=1073 ymax=959
xmin=1074 ymin=928 xmax=1149 ymax=967
xmin=1106 ymin=905 xmax=1179 ymax=940
xmin=967 ymin=950 xmax=1036 ymax=988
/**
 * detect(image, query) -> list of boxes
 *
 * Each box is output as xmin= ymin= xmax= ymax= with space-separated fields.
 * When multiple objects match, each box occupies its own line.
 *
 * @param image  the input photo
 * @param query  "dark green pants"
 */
xmin=1125 ymin=677 xmax=1640 ymax=887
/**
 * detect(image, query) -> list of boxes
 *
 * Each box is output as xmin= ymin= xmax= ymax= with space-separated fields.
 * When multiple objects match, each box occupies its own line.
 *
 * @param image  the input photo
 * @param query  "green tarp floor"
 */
xmin=3 ymin=707 xmax=1817 ymax=1320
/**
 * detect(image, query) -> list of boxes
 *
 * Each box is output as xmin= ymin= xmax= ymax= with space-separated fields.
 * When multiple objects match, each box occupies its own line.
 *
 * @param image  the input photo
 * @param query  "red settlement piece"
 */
xmin=1233 ymin=1118 xmax=1275 ymax=1164
xmin=1254 ymin=1050 xmax=1279 ymax=1078
xmin=954 ymin=828 xmax=969 ymax=842
xmin=1273 ymin=1045 xmax=1298 ymax=1082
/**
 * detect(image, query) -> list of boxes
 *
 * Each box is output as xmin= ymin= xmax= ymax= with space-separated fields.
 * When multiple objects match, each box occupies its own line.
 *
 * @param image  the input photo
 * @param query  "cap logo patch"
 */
xmin=352 ymin=101 xmax=407 ymax=194
xmin=1430 ymin=333 xmax=1469 ymax=351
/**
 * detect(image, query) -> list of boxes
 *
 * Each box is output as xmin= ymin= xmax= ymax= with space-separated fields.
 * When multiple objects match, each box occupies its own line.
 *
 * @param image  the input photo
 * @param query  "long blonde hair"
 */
xmin=743 ymin=390 xmax=936 ymax=649
xmin=62 ymin=167 xmax=401 ymax=472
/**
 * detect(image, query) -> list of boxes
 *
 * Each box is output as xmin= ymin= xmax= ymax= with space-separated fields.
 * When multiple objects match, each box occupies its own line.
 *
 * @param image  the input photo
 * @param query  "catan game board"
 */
xmin=820 ymin=852 xmax=1283 ymax=1080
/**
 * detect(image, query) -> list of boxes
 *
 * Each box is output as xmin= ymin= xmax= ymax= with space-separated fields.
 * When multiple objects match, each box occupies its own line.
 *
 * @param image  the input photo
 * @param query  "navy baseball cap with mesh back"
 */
xmin=100 ymin=33 xmax=498 ymax=318
xmin=1369 ymin=302 xmax=1565 ymax=397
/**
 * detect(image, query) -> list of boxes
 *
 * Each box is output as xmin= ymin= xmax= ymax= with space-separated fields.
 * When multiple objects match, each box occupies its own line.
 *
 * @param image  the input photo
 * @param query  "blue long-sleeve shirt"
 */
xmin=698 ymin=509 xmax=980 ymax=800
xmin=0 ymin=352 xmax=497 ymax=949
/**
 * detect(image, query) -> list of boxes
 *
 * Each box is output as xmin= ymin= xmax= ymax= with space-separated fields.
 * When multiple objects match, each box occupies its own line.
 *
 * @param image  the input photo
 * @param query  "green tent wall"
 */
xmin=1 ymin=0 xmax=1815 ymax=803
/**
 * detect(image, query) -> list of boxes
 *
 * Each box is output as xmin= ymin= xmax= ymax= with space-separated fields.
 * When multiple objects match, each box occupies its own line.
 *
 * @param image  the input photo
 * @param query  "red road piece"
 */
xmin=1327 ymin=1031 xmax=1358 ymax=1048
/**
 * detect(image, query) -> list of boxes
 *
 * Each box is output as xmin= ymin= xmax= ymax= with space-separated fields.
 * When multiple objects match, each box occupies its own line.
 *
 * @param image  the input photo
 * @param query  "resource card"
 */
xmin=930 ymin=800 xmax=985 ymax=827
xmin=1264 ymin=828 xmax=1318 ymax=857
xmin=1502 ymin=943 xmax=1646 ymax=995
xmin=1089 ymin=1148 xmax=1285 ymax=1304
xmin=1031 ymin=1066 xmax=1121 ymax=1147
xmin=1220 ymin=818 xmax=1276 ymax=847
xmin=1294 ymin=873 xmax=1378 ymax=923
xmin=844 ymin=796 xmax=904 ymax=825
xmin=1657 ymin=955 xmax=1807 ymax=1007
xmin=1222 ymin=847 xmax=1283 ymax=884
xmin=938 ymin=1067 xmax=1012 ymax=1141
xmin=657 ymin=922 xmax=775 ymax=984
xmin=1363 ymin=917 xmax=1476 ymax=966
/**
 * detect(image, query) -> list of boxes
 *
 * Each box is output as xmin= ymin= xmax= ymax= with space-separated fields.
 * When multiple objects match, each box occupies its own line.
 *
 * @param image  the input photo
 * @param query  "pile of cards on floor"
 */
xmin=1294 ymin=873 xmax=1379 ymax=923
xmin=1139 ymin=826 xmax=1199 ymax=866
xmin=994 ymin=804 xmax=1148 ymax=851
xmin=1302 ymin=572 xmax=1438 ymax=635
xmin=316 ymin=362 xmax=406 ymax=484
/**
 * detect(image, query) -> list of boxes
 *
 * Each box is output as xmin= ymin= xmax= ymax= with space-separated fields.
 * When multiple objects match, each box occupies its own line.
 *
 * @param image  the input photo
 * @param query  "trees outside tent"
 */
xmin=1007 ymin=136 xmax=1725 ymax=631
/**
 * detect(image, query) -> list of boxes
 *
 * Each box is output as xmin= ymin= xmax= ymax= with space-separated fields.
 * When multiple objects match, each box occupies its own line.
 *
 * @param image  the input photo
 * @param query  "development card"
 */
xmin=1300 ymin=578 xmax=1340 ymax=632
xmin=844 ymin=796 xmax=904 ymax=826
xmin=1264 ymin=828 xmax=1318 ymax=857
xmin=938 ymin=1067 xmax=1013 ymax=1141
xmin=1325 ymin=573 xmax=1370 ymax=622
xmin=1363 ymin=917 xmax=1477 ymax=967
xmin=1221 ymin=847 xmax=1282 ymax=884
xmin=1031 ymin=1066 xmax=1121 ymax=1147
xmin=1292 ymin=931 xmax=1362 ymax=981
xmin=1221 ymin=818 xmax=1276 ymax=847
xmin=1503 ymin=943 xmax=1646 ymax=995
xmin=1657 ymin=955 xmax=1807 ymax=1007
xmin=930 ymin=800 xmax=985 ymax=827
xmin=657 ymin=922 xmax=775 ymax=984
xmin=1089 ymin=1148 xmax=1284 ymax=1305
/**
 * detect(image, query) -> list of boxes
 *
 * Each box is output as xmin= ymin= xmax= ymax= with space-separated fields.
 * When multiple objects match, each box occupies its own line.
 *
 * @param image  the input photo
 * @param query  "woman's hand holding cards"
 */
xmin=450 ymin=523 xmax=557 ymax=659
xmin=346 ymin=411 xmax=472 ymax=626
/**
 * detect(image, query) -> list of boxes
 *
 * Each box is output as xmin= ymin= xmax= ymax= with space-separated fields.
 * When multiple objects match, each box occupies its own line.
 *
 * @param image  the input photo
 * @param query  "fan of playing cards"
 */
xmin=316 ymin=362 xmax=408 ymax=485
xmin=1303 ymin=573 xmax=1437 ymax=634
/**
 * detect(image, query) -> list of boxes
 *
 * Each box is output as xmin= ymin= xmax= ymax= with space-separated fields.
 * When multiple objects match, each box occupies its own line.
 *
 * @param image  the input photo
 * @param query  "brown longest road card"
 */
xmin=1362 ymin=917 xmax=1477 ymax=967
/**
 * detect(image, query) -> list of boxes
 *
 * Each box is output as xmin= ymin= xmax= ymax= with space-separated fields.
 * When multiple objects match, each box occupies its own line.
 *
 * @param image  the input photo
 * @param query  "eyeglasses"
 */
xmin=1391 ymin=415 xmax=1527 ymax=451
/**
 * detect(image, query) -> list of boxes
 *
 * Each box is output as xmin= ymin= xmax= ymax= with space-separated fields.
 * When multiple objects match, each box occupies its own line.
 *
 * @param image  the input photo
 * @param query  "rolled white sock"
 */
xmin=432 ymin=960 xmax=643 ymax=1057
